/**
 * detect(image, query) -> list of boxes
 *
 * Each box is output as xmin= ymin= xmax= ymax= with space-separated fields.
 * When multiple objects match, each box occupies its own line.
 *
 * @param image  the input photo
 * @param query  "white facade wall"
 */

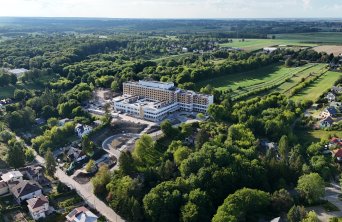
xmin=18 ymin=190 xmax=42 ymax=202
xmin=29 ymin=203 xmax=49 ymax=220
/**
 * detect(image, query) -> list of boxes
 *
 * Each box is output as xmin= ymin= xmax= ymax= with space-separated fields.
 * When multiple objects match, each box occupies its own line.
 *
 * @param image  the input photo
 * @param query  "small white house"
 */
xmin=182 ymin=47 xmax=188 ymax=53
xmin=326 ymin=92 xmax=336 ymax=102
xmin=1 ymin=171 xmax=23 ymax=183
xmin=10 ymin=180 xmax=42 ymax=203
xmin=75 ymin=123 xmax=93 ymax=138
xmin=66 ymin=206 xmax=98 ymax=222
xmin=27 ymin=195 xmax=49 ymax=220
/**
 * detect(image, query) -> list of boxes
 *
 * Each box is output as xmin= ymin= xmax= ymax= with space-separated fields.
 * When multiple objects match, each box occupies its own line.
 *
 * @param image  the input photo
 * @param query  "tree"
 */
xmin=143 ymin=180 xmax=187 ymax=222
xmin=173 ymin=146 xmax=191 ymax=166
xmin=161 ymin=120 xmax=180 ymax=139
xmin=118 ymin=151 xmax=135 ymax=175
xmin=7 ymin=140 xmax=25 ymax=168
xmin=92 ymin=165 xmax=111 ymax=197
xmin=278 ymin=135 xmax=289 ymax=160
xmin=45 ymin=149 xmax=57 ymax=176
xmin=133 ymin=134 xmax=159 ymax=166
xmin=181 ymin=189 xmax=213 ymax=222
xmin=85 ymin=160 xmax=96 ymax=172
xmin=302 ymin=211 xmax=318 ymax=222
xmin=287 ymin=205 xmax=307 ymax=222
xmin=212 ymin=188 xmax=271 ymax=222
xmin=296 ymin=173 xmax=325 ymax=204
xmin=271 ymin=189 xmax=294 ymax=213
xmin=207 ymin=104 xmax=225 ymax=121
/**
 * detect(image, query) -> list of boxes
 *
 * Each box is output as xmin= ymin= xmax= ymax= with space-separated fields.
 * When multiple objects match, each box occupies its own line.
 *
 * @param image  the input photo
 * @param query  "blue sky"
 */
xmin=1 ymin=0 xmax=342 ymax=18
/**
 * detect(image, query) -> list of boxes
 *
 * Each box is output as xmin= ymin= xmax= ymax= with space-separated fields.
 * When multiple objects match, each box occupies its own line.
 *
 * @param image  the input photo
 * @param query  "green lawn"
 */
xmin=272 ymin=32 xmax=342 ymax=44
xmin=291 ymin=71 xmax=342 ymax=102
xmin=273 ymin=63 xmax=328 ymax=95
xmin=295 ymin=130 xmax=342 ymax=146
xmin=0 ymin=82 xmax=44 ymax=99
xmin=220 ymin=38 xmax=317 ymax=51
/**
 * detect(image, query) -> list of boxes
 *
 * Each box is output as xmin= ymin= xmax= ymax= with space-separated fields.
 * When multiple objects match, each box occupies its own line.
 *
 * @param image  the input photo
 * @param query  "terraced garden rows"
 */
xmin=231 ymin=64 xmax=322 ymax=100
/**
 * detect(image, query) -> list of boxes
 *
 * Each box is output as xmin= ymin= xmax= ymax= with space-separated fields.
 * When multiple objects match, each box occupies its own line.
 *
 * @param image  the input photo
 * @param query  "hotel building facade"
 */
xmin=113 ymin=80 xmax=214 ymax=121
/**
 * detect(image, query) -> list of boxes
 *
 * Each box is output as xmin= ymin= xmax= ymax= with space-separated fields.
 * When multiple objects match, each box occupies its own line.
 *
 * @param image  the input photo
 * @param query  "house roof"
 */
xmin=27 ymin=195 xmax=48 ymax=211
xmin=10 ymin=181 xmax=41 ymax=198
xmin=327 ymin=107 xmax=338 ymax=115
xmin=333 ymin=149 xmax=342 ymax=158
xmin=0 ymin=180 xmax=8 ymax=189
xmin=1 ymin=171 xmax=23 ymax=182
xmin=321 ymin=116 xmax=334 ymax=125
xmin=66 ymin=206 xmax=98 ymax=222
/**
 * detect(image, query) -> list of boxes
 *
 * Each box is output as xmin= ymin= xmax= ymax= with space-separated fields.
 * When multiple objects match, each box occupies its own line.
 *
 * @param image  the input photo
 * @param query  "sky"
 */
xmin=0 ymin=0 xmax=342 ymax=18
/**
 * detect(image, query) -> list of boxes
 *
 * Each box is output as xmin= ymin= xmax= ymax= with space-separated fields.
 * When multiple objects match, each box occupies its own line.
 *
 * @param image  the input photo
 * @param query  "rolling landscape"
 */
xmin=0 ymin=1 xmax=342 ymax=222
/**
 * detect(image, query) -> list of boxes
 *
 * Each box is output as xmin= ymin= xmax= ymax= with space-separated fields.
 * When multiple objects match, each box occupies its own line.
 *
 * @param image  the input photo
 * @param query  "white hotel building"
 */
xmin=113 ymin=80 xmax=213 ymax=121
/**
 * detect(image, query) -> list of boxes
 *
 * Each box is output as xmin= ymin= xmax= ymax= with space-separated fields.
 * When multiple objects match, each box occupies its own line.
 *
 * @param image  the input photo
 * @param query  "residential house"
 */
xmin=330 ymin=137 xmax=342 ymax=148
xmin=320 ymin=107 xmax=338 ymax=118
xmin=320 ymin=116 xmax=334 ymax=129
xmin=66 ymin=206 xmax=98 ymax=222
xmin=20 ymin=165 xmax=50 ymax=187
xmin=332 ymin=86 xmax=342 ymax=94
xmin=35 ymin=118 xmax=46 ymax=126
xmin=58 ymin=118 xmax=71 ymax=127
xmin=27 ymin=195 xmax=49 ymax=220
xmin=325 ymin=92 xmax=336 ymax=102
xmin=93 ymin=120 xmax=103 ymax=126
xmin=67 ymin=147 xmax=87 ymax=162
xmin=182 ymin=47 xmax=188 ymax=53
xmin=10 ymin=180 xmax=42 ymax=203
xmin=330 ymin=102 xmax=342 ymax=112
xmin=1 ymin=171 xmax=23 ymax=184
xmin=0 ymin=181 xmax=9 ymax=196
xmin=75 ymin=124 xmax=93 ymax=138
xmin=333 ymin=149 xmax=342 ymax=162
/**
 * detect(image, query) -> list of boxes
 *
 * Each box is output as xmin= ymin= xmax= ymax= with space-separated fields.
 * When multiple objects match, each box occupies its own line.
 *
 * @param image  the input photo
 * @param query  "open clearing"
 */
xmin=291 ymin=71 xmax=341 ymax=102
xmin=197 ymin=63 xmax=328 ymax=100
xmin=272 ymin=32 xmax=342 ymax=44
xmin=220 ymin=38 xmax=316 ymax=51
xmin=313 ymin=45 xmax=342 ymax=56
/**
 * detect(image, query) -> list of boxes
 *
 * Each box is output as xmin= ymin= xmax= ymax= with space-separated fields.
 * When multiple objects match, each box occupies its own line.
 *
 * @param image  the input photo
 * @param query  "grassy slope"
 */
xmin=220 ymin=38 xmax=317 ymax=51
xmin=273 ymin=64 xmax=328 ymax=95
xmin=272 ymin=32 xmax=342 ymax=44
xmin=291 ymin=71 xmax=341 ymax=102
xmin=196 ymin=63 xmax=318 ymax=91
xmin=295 ymin=130 xmax=342 ymax=146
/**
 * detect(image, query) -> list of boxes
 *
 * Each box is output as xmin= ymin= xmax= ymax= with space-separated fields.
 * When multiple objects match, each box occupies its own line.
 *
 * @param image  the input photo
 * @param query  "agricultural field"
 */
xmin=197 ymin=63 xmax=328 ymax=100
xmin=291 ymin=71 xmax=341 ymax=102
xmin=272 ymin=32 xmax=342 ymax=44
xmin=220 ymin=38 xmax=316 ymax=51
xmin=313 ymin=45 xmax=342 ymax=56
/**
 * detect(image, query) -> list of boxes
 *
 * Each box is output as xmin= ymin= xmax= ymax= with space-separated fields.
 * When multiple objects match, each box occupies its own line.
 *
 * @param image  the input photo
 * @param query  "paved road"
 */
xmin=307 ymin=183 xmax=342 ymax=222
xmin=33 ymin=151 xmax=125 ymax=222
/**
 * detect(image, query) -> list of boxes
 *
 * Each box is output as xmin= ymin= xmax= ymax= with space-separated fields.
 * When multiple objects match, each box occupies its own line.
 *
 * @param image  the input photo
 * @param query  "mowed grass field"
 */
xmin=220 ymin=39 xmax=317 ymax=51
xmin=197 ymin=63 xmax=327 ymax=98
xmin=272 ymin=32 xmax=342 ymax=44
xmin=291 ymin=71 xmax=341 ymax=102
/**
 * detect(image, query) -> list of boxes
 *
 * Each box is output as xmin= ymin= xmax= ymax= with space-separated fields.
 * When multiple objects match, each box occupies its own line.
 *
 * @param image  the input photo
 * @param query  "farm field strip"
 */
xmin=291 ymin=71 xmax=342 ymax=102
xmin=231 ymin=64 xmax=320 ymax=99
xmin=272 ymin=32 xmax=342 ymax=44
xmin=220 ymin=38 xmax=317 ymax=51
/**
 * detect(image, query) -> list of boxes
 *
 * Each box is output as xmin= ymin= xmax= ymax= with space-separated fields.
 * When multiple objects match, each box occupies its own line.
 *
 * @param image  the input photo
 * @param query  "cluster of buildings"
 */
xmin=0 ymin=166 xmax=99 ymax=221
xmin=0 ymin=167 xmax=49 ymax=220
xmin=318 ymin=86 xmax=342 ymax=129
xmin=113 ymin=80 xmax=213 ymax=122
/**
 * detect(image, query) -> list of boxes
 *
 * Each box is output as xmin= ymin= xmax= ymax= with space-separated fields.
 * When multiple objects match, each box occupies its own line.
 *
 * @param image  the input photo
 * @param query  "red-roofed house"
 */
xmin=27 ymin=195 xmax=49 ymax=220
xmin=333 ymin=149 xmax=342 ymax=162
